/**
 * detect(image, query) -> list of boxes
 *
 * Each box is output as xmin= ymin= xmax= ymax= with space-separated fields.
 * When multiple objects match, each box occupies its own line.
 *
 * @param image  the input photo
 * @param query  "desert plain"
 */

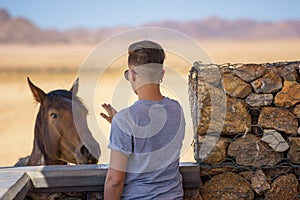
xmin=0 ymin=38 xmax=299 ymax=166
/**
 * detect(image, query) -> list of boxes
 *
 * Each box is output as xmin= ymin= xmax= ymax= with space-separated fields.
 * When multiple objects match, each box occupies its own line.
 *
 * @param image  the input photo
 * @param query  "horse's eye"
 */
xmin=50 ymin=113 xmax=57 ymax=119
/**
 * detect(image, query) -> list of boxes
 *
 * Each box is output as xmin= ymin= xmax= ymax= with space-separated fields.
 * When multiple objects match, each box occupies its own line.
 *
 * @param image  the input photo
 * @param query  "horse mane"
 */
xmin=47 ymin=90 xmax=88 ymax=114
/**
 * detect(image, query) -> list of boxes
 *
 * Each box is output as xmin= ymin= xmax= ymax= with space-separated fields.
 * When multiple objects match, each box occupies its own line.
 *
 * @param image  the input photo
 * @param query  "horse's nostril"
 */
xmin=80 ymin=145 xmax=90 ymax=158
xmin=80 ymin=145 xmax=98 ymax=163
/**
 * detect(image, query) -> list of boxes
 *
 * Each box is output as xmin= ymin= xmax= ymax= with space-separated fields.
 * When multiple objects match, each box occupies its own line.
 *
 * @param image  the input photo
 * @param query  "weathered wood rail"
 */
xmin=0 ymin=162 xmax=200 ymax=199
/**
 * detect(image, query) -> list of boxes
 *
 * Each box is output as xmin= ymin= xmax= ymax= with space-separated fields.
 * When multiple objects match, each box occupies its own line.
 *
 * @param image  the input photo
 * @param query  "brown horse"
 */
xmin=16 ymin=78 xmax=101 ymax=166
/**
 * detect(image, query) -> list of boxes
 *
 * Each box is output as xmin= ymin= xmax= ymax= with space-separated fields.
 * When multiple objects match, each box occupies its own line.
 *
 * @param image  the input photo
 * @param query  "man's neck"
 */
xmin=137 ymin=84 xmax=164 ymax=101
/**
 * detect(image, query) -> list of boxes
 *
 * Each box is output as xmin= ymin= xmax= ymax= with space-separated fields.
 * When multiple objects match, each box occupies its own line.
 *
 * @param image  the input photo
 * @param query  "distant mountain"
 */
xmin=0 ymin=9 xmax=69 ymax=43
xmin=0 ymin=9 xmax=299 ymax=44
xmin=144 ymin=17 xmax=300 ymax=39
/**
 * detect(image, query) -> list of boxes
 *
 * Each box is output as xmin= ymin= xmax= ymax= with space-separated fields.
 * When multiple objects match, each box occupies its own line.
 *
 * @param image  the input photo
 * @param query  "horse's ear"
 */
xmin=70 ymin=78 xmax=79 ymax=95
xmin=27 ymin=77 xmax=46 ymax=103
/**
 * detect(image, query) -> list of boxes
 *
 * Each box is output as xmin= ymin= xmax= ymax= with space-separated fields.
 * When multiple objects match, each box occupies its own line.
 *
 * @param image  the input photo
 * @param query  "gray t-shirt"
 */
xmin=108 ymin=97 xmax=185 ymax=199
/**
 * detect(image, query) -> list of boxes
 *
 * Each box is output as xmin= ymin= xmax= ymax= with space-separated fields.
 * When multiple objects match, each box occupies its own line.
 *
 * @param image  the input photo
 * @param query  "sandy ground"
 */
xmin=0 ymin=39 xmax=299 ymax=167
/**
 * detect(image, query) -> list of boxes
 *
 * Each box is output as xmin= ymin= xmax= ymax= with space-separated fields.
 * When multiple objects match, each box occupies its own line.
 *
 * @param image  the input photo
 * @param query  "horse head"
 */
xmin=26 ymin=77 xmax=100 ymax=165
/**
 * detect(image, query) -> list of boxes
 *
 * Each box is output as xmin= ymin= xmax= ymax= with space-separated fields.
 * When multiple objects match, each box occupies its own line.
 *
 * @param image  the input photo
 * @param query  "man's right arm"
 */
xmin=104 ymin=150 xmax=128 ymax=200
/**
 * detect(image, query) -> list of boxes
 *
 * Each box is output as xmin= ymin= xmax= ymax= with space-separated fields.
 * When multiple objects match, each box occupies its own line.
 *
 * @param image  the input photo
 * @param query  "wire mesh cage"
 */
xmin=188 ymin=61 xmax=300 ymax=200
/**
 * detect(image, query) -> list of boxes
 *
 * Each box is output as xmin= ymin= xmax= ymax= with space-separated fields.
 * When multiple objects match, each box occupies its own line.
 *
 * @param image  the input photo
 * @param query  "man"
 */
xmin=101 ymin=40 xmax=185 ymax=199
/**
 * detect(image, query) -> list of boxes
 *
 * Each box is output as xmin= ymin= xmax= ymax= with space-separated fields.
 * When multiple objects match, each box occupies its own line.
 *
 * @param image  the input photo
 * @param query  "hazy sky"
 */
xmin=0 ymin=0 xmax=299 ymax=30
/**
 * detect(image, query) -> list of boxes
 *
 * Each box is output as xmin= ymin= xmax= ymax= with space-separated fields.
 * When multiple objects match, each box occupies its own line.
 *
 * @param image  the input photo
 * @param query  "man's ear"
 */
xmin=131 ymin=71 xmax=137 ymax=82
xmin=70 ymin=78 xmax=79 ymax=95
xmin=160 ymin=69 xmax=165 ymax=82
xmin=27 ymin=77 xmax=46 ymax=103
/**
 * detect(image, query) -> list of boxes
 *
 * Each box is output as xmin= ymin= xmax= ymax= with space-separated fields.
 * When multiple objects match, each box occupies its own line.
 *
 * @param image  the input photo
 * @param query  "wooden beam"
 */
xmin=0 ymin=162 xmax=200 ymax=197
xmin=28 ymin=165 xmax=108 ymax=190
xmin=0 ymin=172 xmax=31 ymax=200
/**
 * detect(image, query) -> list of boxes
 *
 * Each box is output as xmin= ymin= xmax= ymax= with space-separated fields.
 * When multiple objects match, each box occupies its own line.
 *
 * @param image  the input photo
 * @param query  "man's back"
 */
xmin=109 ymin=97 xmax=185 ymax=199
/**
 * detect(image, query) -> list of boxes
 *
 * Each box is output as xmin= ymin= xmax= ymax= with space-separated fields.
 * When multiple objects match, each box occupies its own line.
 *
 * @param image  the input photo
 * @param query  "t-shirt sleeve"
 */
xmin=108 ymin=115 xmax=133 ymax=157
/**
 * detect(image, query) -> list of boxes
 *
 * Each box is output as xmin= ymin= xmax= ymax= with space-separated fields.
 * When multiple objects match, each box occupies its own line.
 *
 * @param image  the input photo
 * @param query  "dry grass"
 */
xmin=0 ymin=44 xmax=93 ymax=69
xmin=0 ymin=39 xmax=299 ymax=167
xmin=200 ymin=39 xmax=300 ymax=63
xmin=0 ymin=39 xmax=299 ymax=70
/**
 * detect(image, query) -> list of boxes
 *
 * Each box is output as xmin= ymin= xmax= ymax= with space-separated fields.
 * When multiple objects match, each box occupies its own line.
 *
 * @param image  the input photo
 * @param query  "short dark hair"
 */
xmin=128 ymin=40 xmax=165 ymax=67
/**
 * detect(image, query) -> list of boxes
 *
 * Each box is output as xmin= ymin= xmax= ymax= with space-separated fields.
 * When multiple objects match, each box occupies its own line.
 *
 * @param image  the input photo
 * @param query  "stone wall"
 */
xmin=189 ymin=61 xmax=300 ymax=200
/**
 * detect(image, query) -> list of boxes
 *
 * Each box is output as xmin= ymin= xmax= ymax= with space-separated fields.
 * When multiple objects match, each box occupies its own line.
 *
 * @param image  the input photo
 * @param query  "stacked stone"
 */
xmin=189 ymin=61 xmax=300 ymax=200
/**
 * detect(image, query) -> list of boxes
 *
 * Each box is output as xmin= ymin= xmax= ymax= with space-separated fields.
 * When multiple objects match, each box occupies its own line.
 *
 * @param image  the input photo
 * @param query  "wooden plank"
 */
xmin=0 ymin=162 xmax=200 ymax=196
xmin=27 ymin=163 xmax=199 ymax=190
xmin=28 ymin=168 xmax=107 ymax=188
xmin=11 ymin=180 xmax=32 ymax=200
xmin=0 ymin=171 xmax=31 ymax=200
xmin=30 ymin=162 xmax=200 ymax=193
